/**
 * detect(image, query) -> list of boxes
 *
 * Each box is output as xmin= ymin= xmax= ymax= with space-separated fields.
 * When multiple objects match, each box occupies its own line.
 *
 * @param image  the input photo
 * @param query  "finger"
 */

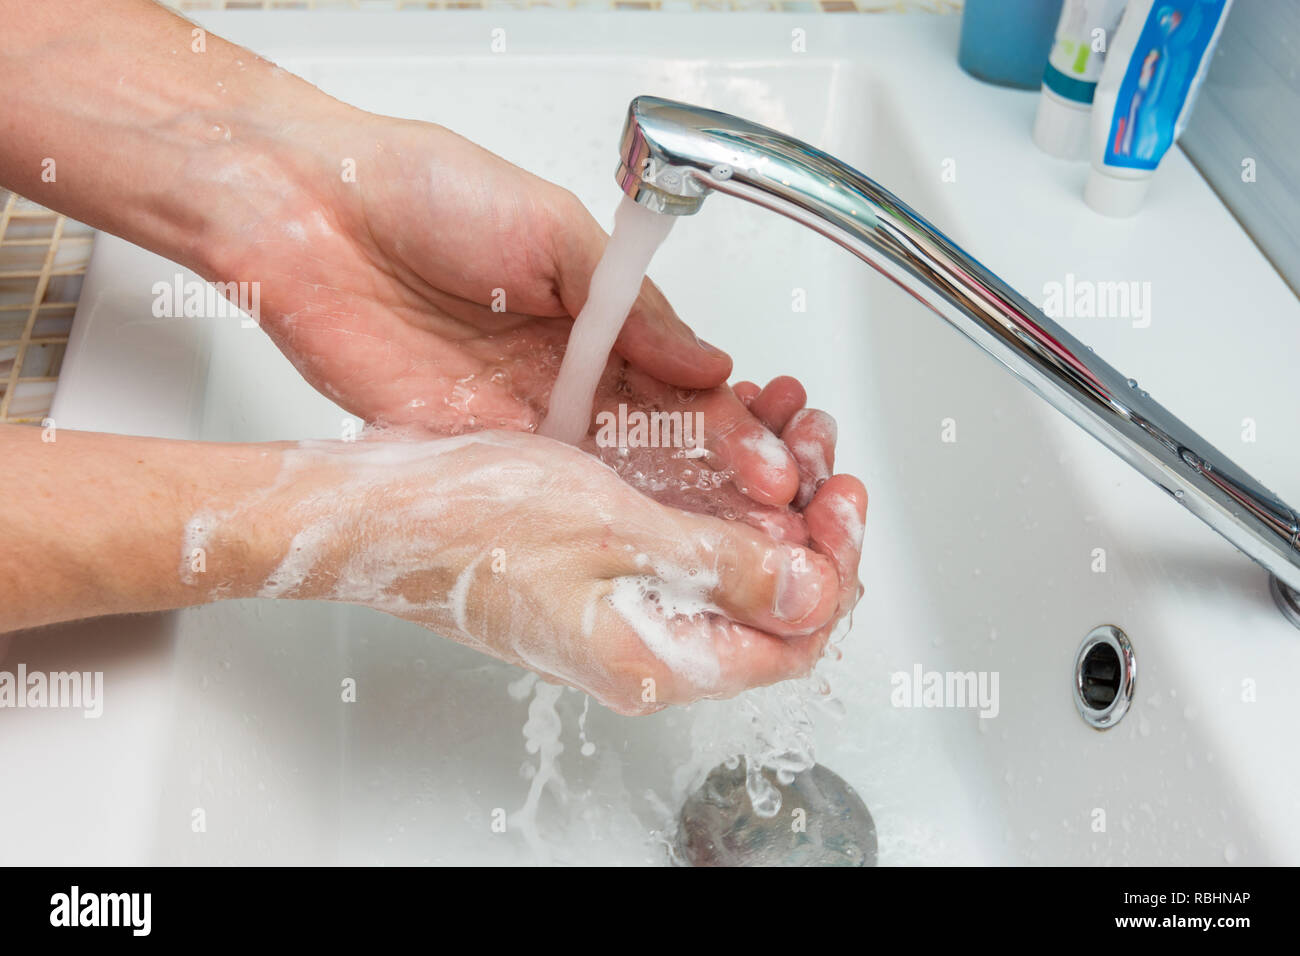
xmin=732 ymin=381 xmax=761 ymax=406
xmin=748 ymin=376 xmax=807 ymax=434
xmin=624 ymin=509 xmax=840 ymax=638
xmin=782 ymin=408 xmax=838 ymax=509
xmin=595 ymin=600 xmax=829 ymax=708
xmin=705 ymin=621 xmax=829 ymax=696
xmin=658 ymin=618 xmax=830 ymax=704
xmin=734 ymin=503 xmax=809 ymax=545
xmin=714 ymin=412 xmax=800 ymax=508
xmin=619 ymin=367 xmax=800 ymax=507
xmin=803 ymin=474 xmax=868 ymax=613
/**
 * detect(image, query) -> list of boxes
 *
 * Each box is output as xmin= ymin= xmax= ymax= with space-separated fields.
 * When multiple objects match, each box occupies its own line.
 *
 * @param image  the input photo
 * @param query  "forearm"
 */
xmin=0 ymin=424 xmax=288 ymax=632
xmin=0 ymin=0 xmax=345 ymax=278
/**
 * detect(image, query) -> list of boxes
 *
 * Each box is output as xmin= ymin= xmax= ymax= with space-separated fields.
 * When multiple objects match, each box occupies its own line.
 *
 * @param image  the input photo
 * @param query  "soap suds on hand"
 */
xmin=606 ymin=561 xmax=723 ymax=689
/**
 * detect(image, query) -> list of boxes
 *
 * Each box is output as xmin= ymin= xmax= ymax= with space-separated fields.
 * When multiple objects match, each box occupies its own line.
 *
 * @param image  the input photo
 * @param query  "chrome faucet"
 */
xmin=615 ymin=95 xmax=1300 ymax=616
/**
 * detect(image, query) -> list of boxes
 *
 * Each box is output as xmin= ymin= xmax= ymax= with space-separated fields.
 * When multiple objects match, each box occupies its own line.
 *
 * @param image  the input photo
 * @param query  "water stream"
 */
xmin=539 ymin=195 xmax=676 ymax=444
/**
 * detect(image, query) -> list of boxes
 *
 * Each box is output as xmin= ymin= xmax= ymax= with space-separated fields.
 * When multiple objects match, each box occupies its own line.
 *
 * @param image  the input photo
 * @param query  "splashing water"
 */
xmin=703 ymin=611 xmax=854 ymax=821
xmin=577 ymin=694 xmax=596 ymax=757
xmin=740 ymin=648 xmax=848 ymax=818
xmin=508 ymin=674 xmax=569 ymax=863
xmin=540 ymin=196 xmax=676 ymax=444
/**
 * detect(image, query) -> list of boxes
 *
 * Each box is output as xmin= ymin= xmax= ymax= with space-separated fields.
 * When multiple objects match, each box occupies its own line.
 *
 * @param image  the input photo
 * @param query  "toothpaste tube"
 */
xmin=1085 ymin=0 xmax=1234 ymax=216
xmin=1033 ymin=0 xmax=1130 ymax=160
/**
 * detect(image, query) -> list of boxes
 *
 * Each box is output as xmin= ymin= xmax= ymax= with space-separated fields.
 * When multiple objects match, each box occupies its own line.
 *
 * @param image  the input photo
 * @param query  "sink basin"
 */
xmin=5 ymin=11 xmax=1300 ymax=866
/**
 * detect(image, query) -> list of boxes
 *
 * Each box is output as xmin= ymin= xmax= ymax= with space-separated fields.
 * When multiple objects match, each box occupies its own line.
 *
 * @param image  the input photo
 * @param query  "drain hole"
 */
xmin=1073 ymin=625 xmax=1136 ymax=730
xmin=1079 ymin=643 xmax=1121 ymax=709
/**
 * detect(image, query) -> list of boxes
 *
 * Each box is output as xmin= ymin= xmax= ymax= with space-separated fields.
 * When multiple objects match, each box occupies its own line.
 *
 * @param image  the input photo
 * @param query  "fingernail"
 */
xmin=774 ymin=553 xmax=822 ymax=623
xmin=694 ymin=333 xmax=728 ymax=357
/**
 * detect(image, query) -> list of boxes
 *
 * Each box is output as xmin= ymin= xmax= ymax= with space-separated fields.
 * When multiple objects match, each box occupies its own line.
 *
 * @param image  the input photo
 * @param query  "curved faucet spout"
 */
xmin=616 ymin=95 xmax=1300 ymax=597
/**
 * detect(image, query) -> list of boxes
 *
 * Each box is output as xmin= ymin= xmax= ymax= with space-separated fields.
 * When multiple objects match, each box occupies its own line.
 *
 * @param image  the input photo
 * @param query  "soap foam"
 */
xmin=829 ymin=494 xmax=866 ymax=550
xmin=740 ymin=430 xmax=792 ymax=478
xmin=606 ymin=562 xmax=723 ymax=689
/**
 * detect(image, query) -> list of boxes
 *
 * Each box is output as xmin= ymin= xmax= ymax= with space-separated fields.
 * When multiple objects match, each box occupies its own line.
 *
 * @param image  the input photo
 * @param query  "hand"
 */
xmin=211 ymin=429 xmax=864 ymax=714
xmin=1 ymin=0 xmax=806 ymax=509
xmin=210 ymin=106 xmax=803 ymax=505
xmin=589 ymin=374 xmax=865 ymax=659
xmin=590 ymin=375 xmax=845 ymax=530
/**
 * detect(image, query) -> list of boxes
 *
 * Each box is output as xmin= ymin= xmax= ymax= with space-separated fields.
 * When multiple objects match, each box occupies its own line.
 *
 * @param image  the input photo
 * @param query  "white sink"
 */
xmin=6 ymin=11 xmax=1300 ymax=866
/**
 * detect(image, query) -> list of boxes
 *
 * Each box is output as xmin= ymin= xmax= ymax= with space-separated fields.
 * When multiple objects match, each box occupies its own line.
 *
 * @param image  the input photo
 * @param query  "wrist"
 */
xmin=195 ymin=96 xmax=383 ymax=286
xmin=188 ymin=441 xmax=358 ymax=605
xmin=169 ymin=441 xmax=298 ymax=605
xmin=163 ymin=54 xmax=359 ymax=283
xmin=0 ymin=0 xmax=357 ymax=284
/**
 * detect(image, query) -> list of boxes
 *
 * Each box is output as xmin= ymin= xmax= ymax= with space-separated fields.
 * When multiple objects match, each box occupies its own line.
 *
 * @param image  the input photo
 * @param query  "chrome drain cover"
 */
xmin=675 ymin=761 xmax=877 ymax=867
xmin=1074 ymin=625 xmax=1136 ymax=729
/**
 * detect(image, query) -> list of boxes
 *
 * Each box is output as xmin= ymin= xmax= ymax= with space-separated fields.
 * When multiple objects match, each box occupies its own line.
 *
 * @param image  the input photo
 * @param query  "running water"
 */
xmin=515 ymin=194 xmax=854 ymax=854
xmin=540 ymin=195 xmax=676 ymax=444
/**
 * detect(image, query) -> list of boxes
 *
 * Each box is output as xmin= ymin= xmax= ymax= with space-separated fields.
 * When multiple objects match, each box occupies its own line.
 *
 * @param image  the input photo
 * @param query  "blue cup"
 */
xmin=959 ymin=0 xmax=1066 ymax=90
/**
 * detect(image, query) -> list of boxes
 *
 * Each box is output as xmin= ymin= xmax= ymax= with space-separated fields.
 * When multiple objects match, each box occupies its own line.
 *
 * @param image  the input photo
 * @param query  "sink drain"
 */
xmin=674 ymin=761 xmax=877 ymax=867
xmin=1073 ymin=625 xmax=1136 ymax=729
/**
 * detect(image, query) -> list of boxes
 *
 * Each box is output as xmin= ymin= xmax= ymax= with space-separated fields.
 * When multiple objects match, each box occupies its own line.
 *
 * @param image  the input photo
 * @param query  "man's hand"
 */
xmin=0 ymin=0 xmax=806 ymax=506
xmin=213 ymin=110 xmax=807 ymax=505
